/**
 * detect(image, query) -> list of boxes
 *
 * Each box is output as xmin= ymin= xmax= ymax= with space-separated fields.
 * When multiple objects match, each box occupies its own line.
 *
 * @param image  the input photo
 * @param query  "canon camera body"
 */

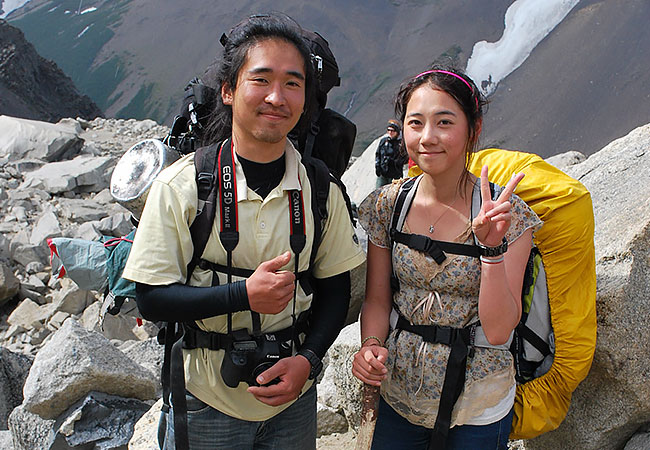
xmin=220 ymin=328 xmax=293 ymax=387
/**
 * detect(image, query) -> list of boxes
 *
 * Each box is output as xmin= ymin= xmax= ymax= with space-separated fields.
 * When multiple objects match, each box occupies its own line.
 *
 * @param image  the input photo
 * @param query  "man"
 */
xmin=375 ymin=119 xmax=407 ymax=187
xmin=123 ymin=14 xmax=365 ymax=449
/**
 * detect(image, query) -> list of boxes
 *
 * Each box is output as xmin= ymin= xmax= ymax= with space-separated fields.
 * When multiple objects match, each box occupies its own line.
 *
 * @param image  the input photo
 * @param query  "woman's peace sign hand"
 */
xmin=471 ymin=165 xmax=525 ymax=247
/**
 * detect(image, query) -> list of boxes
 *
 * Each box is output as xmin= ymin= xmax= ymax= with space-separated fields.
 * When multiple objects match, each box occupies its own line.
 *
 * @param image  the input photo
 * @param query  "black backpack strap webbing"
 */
xmin=389 ymin=176 xmax=419 ymax=238
xmin=389 ymin=178 xmax=504 ymax=273
xmin=386 ymin=177 xmax=502 ymax=448
xmin=394 ymin=314 xmax=474 ymax=449
xmin=181 ymin=308 xmax=312 ymax=351
xmin=170 ymin=322 xmax=189 ymax=450
xmin=302 ymin=109 xmax=322 ymax=161
xmin=390 ymin=230 xmax=482 ymax=264
xmin=186 ymin=141 xmax=227 ymax=283
xmin=157 ymin=321 xmax=189 ymax=450
xmin=302 ymin=156 xmax=330 ymax=270
xmin=388 ymin=176 xmax=423 ymax=292
xmin=331 ymin=173 xmax=356 ymax=226
xmin=516 ymin=322 xmax=552 ymax=357
xmin=196 ymin=260 xmax=315 ymax=296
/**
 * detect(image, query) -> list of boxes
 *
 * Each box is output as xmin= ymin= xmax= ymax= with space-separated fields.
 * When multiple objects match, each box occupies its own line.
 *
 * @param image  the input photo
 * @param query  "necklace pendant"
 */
xmin=428 ymin=225 xmax=435 ymax=233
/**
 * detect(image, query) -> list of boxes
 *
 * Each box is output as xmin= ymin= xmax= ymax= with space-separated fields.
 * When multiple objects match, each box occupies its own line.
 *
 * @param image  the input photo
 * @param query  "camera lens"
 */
xmin=253 ymin=362 xmax=280 ymax=386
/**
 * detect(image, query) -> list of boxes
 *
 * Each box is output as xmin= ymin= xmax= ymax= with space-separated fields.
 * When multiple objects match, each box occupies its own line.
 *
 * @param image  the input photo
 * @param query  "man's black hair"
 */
xmin=202 ymin=14 xmax=315 ymax=145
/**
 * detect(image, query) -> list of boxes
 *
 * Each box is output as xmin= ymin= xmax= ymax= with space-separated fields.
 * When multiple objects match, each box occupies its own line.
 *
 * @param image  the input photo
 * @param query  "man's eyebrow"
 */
xmin=248 ymin=67 xmax=305 ymax=80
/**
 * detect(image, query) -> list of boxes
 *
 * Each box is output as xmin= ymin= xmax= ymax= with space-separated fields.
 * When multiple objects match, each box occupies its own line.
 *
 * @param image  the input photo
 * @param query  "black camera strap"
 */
xmin=218 ymin=143 xmax=306 ymax=338
xmin=288 ymin=188 xmax=306 ymax=346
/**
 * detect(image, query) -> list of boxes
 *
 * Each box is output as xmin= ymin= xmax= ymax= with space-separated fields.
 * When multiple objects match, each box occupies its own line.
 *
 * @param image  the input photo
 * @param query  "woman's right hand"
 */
xmin=352 ymin=344 xmax=389 ymax=386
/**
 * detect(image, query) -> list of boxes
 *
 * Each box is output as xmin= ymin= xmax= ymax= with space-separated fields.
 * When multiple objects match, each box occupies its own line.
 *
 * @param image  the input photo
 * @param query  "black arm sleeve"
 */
xmin=135 ymin=280 xmax=250 ymax=322
xmin=299 ymin=271 xmax=351 ymax=359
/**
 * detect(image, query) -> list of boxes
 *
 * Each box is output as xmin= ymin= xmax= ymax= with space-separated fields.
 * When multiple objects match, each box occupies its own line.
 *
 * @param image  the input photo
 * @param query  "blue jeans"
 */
xmin=161 ymin=385 xmax=316 ymax=450
xmin=371 ymin=396 xmax=513 ymax=450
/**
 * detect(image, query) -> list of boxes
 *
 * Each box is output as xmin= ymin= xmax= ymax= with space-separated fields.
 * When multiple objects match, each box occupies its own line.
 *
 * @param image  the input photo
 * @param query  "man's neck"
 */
xmin=231 ymin=131 xmax=287 ymax=163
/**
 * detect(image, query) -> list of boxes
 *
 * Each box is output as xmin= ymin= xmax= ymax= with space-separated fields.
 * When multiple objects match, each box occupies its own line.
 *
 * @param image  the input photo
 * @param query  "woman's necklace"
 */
xmin=427 ymin=193 xmax=460 ymax=234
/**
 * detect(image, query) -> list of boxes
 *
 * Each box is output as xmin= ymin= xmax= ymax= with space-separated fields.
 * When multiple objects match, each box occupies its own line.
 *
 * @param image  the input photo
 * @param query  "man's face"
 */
xmin=222 ymin=38 xmax=306 ymax=151
xmin=387 ymin=127 xmax=399 ymax=139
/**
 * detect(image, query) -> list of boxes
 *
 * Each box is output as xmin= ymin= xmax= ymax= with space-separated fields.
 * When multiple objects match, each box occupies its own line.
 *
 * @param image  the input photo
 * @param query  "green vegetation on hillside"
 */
xmin=115 ymin=82 xmax=153 ymax=120
xmin=10 ymin=0 xmax=130 ymax=112
xmin=83 ymin=55 xmax=126 ymax=107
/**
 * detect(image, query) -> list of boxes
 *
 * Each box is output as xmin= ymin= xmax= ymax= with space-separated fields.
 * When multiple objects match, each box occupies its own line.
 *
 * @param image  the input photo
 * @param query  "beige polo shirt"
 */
xmin=123 ymin=139 xmax=365 ymax=420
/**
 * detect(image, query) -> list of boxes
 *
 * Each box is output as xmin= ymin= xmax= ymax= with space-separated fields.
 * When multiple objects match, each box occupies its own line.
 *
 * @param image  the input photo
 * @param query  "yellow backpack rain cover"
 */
xmin=465 ymin=148 xmax=597 ymax=439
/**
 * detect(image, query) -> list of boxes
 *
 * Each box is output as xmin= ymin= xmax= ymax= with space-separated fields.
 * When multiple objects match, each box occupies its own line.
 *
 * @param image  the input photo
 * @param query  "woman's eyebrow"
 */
xmin=406 ymin=110 xmax=457 ymax=118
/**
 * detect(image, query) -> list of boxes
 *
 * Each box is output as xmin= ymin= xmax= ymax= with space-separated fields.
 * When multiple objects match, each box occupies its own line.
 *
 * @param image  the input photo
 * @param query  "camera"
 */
xmin=220 ymin=329 xmax=293 ymax=388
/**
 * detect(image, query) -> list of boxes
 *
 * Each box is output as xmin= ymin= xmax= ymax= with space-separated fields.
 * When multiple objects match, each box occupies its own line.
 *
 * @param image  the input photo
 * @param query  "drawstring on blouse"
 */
xmin=410 ymin=290 xmax=444 ymax=395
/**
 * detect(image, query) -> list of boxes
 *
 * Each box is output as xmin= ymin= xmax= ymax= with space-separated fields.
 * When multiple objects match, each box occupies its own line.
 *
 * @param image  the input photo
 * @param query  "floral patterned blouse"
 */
xmin=358 ymin=177 xmax=542 ymax=428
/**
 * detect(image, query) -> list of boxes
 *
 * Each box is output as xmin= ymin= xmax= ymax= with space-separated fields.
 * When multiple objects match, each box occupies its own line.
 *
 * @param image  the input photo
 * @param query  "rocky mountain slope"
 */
xmin=4 ymin=0 xmax=508 ymax=152
xmin=5 ymin=0 xmax=649 ymax=159
xmin=0 ymin=19 xmax=103 ymax=122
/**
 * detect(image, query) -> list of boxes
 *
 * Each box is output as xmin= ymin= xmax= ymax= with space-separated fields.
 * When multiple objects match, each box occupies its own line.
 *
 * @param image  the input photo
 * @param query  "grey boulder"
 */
xmin=527 ymin=123 xmax=650 ymax=449
xmin=0 ymin=262 xmax=19 ymax=305
xmin=0 ymin=116 xmax=83 ymax=163
xmin=0 ymin=347 xmax=33 ymax=430
xmin=22 ymin=318 xmax=157 ymax=419
xmin=49 ymin=391 xmax=151 ymax=449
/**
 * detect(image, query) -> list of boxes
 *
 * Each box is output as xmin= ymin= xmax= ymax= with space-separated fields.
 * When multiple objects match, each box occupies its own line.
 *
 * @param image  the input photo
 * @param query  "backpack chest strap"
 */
xmin=177 ymin=308 xmax=312 ymax=351
xmin=389 ymin=229 xmax=482 ymax=264
xmin=196 ymin=259 xmax=315 ymax=296
xmin=395 ymin=314 xmax=472 ymax=346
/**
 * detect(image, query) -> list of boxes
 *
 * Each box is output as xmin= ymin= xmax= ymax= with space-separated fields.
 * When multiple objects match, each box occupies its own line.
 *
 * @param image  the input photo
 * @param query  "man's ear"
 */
xmin=221 ymin=83 xmax=233 ymax=105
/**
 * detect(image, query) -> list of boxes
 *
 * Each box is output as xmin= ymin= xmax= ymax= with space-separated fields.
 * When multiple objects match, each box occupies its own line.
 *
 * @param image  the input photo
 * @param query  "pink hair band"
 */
xmin=415 ymin=69 xmax=479 ymax=110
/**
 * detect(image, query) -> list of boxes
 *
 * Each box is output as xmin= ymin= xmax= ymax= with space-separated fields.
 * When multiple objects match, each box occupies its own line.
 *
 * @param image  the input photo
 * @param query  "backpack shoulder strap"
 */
xmin=302 ymin=109 xmax=322 ymax=161
xmin=186 ymin=142 xmax=222 ymax=283
xmin=302 ymin=156 xmax=330 ymax=270
xmin=390 ymin=176 xmax=421 ymax=239
xmin=469 ymin=179 xmax=502 ymax=244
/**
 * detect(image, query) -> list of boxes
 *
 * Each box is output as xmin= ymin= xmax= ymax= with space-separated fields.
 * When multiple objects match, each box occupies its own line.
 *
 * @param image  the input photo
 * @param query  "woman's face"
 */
xmin=403 ymin=85 xmax=471 ymax=178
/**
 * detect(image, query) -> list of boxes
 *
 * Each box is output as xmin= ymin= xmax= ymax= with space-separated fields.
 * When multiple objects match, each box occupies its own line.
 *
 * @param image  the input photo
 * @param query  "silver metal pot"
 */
xmin=110 ymin=139 xmax=182 ymax=219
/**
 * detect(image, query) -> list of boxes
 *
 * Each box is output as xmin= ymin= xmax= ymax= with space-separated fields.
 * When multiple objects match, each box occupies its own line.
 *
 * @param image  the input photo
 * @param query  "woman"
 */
xmin=352 ymin=67 xmax=542 ymax=449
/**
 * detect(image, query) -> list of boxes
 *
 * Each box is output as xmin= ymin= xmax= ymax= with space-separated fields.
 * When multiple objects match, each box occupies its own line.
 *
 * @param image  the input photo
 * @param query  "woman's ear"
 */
xmin=475 ymin=117 xmax=483 ymax=138
xmin=221 ymin=83 xmax=233 ymax=105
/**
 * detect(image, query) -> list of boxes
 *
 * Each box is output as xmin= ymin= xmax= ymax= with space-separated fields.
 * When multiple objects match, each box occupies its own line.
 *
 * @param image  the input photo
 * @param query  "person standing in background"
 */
xmin=375 ymin=119 xmax=407 ymax=187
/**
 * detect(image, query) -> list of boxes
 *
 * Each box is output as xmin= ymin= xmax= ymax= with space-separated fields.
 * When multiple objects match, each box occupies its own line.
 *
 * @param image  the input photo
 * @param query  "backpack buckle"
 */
xmin=196 ymin=171 xmax=214 ymax=186
xmin=312 ymin=54 xmax=323 ymax=75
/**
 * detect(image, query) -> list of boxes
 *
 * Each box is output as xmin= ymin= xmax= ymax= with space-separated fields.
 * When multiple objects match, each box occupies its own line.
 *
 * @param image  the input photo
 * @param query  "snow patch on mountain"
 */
xmin=77 ymin=24 xmax=92 ymax=38
xmin=0 ymin=0 xmax=30 ymax=18
xmin=466 ymin=0 xmax=581 ymax=96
